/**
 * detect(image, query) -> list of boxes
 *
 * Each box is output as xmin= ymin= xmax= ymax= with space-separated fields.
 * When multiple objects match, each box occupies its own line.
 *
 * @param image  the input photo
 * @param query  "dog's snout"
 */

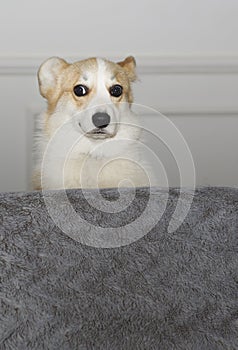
xmin=92 ymin=112 xmax=110 ymax=128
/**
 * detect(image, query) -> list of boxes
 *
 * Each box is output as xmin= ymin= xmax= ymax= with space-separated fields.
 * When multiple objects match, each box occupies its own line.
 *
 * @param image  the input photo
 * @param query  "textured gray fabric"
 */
xmin=0 ymin=187 xmax=238 ymax=350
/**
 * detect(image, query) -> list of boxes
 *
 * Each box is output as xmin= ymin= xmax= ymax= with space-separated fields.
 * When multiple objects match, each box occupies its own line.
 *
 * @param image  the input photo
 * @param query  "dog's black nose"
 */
xmin=92 ymin=112 xmax=110 ymax=128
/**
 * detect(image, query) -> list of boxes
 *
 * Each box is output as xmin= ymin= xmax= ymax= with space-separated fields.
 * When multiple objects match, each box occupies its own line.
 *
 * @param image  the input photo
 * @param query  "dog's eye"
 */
xmin=73 ymin=84 xmax=88 ymax=97
xmin=109 ymin=84 xmax=123 ymax=97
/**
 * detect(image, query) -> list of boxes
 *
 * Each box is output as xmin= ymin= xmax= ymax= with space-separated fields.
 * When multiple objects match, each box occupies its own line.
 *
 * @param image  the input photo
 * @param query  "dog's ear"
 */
xmin=117 ymin=56 xmax=137 ymax=82
xmin=38 ymin=57 xmax=68 ymax=99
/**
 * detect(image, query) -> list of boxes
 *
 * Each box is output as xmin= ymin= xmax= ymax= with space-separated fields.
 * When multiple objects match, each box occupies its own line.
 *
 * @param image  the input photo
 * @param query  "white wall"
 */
xmin=1 ymin=0 xmax=238 ymax=55
xmin=0 ymin=0 xmax=238 ymax=191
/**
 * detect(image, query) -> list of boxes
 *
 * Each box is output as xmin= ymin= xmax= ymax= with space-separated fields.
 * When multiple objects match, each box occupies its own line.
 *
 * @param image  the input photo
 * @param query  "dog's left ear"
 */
xmin=117 ymin=56 xmax=137 ymax=82
xmin=38 ymin=57 xmax=69 ymax=100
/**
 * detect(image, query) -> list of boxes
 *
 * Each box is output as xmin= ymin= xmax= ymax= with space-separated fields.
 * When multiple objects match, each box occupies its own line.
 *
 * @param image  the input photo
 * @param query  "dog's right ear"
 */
xmin=37 ymin=57 xmax=68 ymax=100
xmin=117 ymin=56 xmax=137 ymax=82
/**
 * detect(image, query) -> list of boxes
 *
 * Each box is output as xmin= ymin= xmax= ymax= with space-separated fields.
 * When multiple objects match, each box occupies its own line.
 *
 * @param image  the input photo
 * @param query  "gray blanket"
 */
xmin=0 ymin=187 xmax=238 ymax=349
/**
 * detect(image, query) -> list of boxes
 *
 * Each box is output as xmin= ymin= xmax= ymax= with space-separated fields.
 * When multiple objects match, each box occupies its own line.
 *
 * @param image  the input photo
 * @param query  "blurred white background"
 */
xmin=0 ymin=0 xmax=238 ymax=191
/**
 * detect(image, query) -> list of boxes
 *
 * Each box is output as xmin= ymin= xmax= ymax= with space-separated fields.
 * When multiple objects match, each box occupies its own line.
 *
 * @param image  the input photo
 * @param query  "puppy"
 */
xmin=33 ymin=56 xmax=154 ymax=190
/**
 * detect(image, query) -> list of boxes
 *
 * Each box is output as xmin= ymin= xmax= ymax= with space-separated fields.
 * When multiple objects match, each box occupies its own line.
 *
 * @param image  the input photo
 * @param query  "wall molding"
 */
xmin=0 ymin=55 xmax=238 ymax=75
xmin=28 ymin=105 xmax=238 ymax=121
xmin=135 ymin=108 xmax=238 ymax=117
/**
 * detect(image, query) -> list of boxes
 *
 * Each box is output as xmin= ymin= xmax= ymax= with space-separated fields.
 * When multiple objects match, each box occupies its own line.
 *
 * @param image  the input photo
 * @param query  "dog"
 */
xmin=33 ymin=56 xmax=154 ymax=190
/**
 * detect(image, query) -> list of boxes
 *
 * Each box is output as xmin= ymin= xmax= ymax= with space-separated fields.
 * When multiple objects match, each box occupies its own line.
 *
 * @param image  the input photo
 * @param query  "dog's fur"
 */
xmin=33 ymin=56 xmax=154 ymax=190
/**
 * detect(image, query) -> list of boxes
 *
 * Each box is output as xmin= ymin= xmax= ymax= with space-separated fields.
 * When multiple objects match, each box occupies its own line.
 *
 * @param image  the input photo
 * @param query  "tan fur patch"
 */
xmin=32 ymin=170 xmax=41 ymax=190
xmin=45 ymin=58 xmax=98 ymax=114
xmin=103 ymin=58 xmax=136 ymax=104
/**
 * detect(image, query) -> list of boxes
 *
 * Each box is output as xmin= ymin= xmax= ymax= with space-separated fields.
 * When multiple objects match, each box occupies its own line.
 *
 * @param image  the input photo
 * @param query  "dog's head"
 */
xmin=38 ymin=56 xmax=138 ymax=144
